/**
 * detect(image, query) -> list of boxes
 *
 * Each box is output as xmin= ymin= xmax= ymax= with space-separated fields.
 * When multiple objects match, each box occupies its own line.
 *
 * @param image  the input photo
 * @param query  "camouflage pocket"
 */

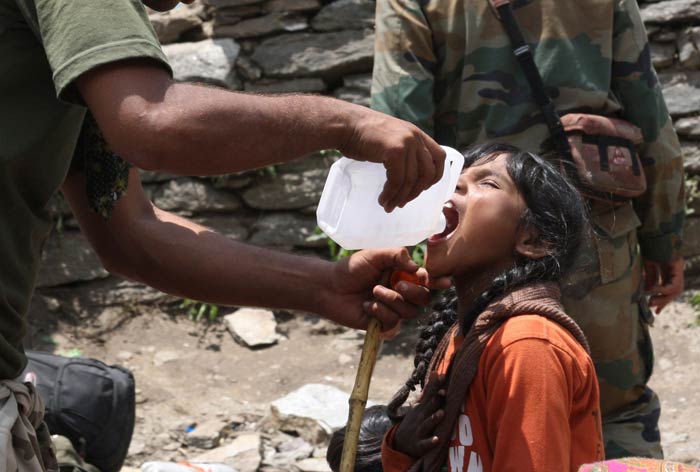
xmin=592 ymin=202 xmax=641 ymax=285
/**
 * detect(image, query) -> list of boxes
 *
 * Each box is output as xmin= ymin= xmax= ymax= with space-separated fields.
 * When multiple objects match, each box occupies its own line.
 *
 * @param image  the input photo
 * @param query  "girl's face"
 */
xmin=425 ymin=153 xmax=529 ymax=278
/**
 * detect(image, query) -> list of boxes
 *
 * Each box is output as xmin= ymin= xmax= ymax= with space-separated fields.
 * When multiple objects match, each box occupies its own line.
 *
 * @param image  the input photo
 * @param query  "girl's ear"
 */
xmin=515 ymin=227 xmax=548 ymax=259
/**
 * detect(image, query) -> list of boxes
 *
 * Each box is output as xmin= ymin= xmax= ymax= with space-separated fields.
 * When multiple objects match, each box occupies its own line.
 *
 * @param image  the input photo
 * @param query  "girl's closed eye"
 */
xmin=479 ymin=179 xmax=499 ymax=189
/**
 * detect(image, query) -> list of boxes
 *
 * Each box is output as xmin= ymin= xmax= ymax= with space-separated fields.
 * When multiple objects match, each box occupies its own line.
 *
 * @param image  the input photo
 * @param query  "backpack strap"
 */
xmin=487 ymin=0 xmax=582 ymax=187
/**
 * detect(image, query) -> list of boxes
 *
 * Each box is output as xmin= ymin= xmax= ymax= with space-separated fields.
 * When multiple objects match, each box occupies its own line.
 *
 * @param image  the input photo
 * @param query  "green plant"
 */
xmin=690 ymin=293 xmax=700 ymax=326
xmin=411 ymin=242 xmax=427 ymax=266
xmin=180 ymin=299 xmax=220 ymax=323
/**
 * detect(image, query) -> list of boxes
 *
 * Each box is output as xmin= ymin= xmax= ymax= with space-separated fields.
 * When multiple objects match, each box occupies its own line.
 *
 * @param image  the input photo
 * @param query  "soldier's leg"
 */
xmin=562 ymin=202 xmax=662 ymax=459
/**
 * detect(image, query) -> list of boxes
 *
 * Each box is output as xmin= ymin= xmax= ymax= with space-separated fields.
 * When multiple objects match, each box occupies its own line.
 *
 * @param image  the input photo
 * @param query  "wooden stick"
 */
xmin=339 ymin=317 xmax=383 ymax=472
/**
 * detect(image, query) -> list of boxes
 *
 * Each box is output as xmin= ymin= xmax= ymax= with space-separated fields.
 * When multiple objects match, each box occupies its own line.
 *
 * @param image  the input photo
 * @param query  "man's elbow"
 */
xmin=104 ymin=102 xmax=180 ymax=172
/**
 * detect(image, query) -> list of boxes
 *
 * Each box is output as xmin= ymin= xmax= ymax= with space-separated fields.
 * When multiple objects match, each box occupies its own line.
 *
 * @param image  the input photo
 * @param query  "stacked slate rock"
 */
xmin=38 ymin=0 xmax=700 ymax=296
xmin=641 ymin=0 xmax=700 ymax=282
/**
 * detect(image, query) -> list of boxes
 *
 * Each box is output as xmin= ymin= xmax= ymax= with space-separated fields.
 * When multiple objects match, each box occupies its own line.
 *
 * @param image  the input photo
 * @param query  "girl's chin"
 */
xmin=424 ymin=254 xmax=449 ymax=278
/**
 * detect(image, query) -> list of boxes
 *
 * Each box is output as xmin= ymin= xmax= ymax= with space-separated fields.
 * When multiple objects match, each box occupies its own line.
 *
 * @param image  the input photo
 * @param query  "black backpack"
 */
xmin=21 ymin=350 xmax=136 ymax=472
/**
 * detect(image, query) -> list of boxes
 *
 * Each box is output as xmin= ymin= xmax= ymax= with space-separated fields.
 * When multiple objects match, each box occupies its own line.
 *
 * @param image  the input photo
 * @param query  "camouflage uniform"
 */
xmin=371 ymin=0 xmax=685 ymax=458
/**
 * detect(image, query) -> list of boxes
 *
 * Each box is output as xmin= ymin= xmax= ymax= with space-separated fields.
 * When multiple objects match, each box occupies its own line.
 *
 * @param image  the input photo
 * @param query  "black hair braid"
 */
xmin=461 ymin=258 xmax=550 ymax=334
xmin=387 ymin=290 xmax=458 ymax=421
xmin=388 ymin=142 xmax=587 ymax=421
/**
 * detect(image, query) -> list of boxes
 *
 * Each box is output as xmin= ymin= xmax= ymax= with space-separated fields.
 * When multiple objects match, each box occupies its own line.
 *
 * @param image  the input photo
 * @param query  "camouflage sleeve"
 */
xmin=370 ymin=0 xmax=437 ymax=136
xmin=611 ymin=0 xmax=685 ymax=263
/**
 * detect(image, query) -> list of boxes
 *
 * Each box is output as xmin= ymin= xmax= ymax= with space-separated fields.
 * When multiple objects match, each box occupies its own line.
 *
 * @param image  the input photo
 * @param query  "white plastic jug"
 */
xmin=317 ymin=146 xmax=464 ymax=250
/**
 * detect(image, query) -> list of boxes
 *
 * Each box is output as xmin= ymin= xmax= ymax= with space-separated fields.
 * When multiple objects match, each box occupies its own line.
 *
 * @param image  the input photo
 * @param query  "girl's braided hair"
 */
xmin=388 ymin=143 xmax=588 ymax=419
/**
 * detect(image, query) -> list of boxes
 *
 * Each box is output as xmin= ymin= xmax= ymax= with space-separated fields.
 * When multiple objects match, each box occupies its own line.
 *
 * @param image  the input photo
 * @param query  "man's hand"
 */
xmin=319 ymin=248 xmax=451 ymax=332
xmin=643 ymin=257 xmax=685 ymax=314
xmin=393 ymin=372 xmax=447 ymax=458
xmin=340 ymin=108 xmax=446 ymax=212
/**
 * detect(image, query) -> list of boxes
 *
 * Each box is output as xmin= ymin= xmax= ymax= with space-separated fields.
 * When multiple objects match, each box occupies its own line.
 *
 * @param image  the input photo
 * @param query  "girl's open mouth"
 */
xmin=428 ymin=201 xmax=459 ymax=243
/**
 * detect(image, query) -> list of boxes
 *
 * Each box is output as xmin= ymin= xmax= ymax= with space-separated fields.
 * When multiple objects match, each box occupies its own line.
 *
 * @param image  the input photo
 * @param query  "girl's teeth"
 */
xmin=444 ymin=201 xmax=454 ymax=209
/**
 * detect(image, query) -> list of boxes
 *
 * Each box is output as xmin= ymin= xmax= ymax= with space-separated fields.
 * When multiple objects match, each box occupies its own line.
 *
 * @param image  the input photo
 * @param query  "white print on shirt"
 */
xmin=448 ymin=414 xmax=482 ymax=472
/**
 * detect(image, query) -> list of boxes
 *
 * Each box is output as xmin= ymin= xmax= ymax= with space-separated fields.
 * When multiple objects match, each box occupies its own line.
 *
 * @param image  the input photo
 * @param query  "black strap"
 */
xmin=492 ymin=1 xmax=631 ymax=201
xmin=495 ymin=5 xmax=570 ymax=147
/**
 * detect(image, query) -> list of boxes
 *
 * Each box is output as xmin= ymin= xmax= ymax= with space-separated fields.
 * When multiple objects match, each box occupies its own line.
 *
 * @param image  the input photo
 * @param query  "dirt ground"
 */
xmin=26 ymin=285 xmax=700 ymax=469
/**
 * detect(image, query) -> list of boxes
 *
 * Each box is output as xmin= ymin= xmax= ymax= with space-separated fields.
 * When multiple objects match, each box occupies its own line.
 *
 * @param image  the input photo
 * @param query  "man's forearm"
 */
xmin=126 ymin=83 xmax=356 ymax=175
xmin=79 ymin=62 xmax=355 ymax=174
xmin=116 ymin=206 xmax=334 ymax=312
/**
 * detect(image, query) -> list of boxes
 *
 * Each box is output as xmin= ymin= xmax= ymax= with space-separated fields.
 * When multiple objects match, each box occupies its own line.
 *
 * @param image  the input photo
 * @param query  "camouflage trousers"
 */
xmin=0 ymin=379 xmax=59 ymax=472
xmin=562 ymin=201 xmax=662 ymax=459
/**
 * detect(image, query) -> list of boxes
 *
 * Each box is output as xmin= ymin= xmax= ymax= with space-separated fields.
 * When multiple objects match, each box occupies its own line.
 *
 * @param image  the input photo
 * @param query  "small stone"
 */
xmin=215 ymin=4 xmax=262 ymax=22
xmin=193 ymin=215 xmax=249 ymax=242
xmin=214 ymin=12 xmax=308 ymax=38
xmin=192 ymin=433 xmax=262 ymax=471
xmin=42 ymin=296 xmax=61 ymax=312
xmin=296 ymin=457 xmax=332 ymax=472
xmin=149 ymin=3 xmax=204 ymax=44
xmin=657 ymin=357 xmax=674 ymax=370
xmin=269 ymin=384 xmax=355 ymax=444
xmin=162 ymin=441 xmax=181 ymax=451
xmin=203 ymin=0 xmax=266 ymax=7
xmin=652 ymin=30 xmax=677 ymax=43
xmin=334 ymin=87 xmax=370 ymax=107
xmin=682 ymin=141 xmax=700 ymax=175
xmin=248 ymin=213 xmax=322 ymax=248
xmin=117 ymin=351 xmax=134 ymax=361
xmin=641 ymin=0 xmax=700 ymax=24
xmin=338 ymin=353 xmax=353 ymax=365
xmin=342 ymin=73 xmax=372 ymax=90
xmin=154 ymin=178 xmax=242 ymax=214
xmin=245 ymin=78 xmax=326 ymax=94
xmin=235 ymin=56 xmax=263 ymax=81
xmin=263 ymin=0 xmax=321 ymax=13
xmin=311 ymin=0 xmax=375 ymax=32
xmin=37 ymin=231 xmax=109 ymax=288
xmin=251 ymin=30 xmax=374 ymax=80
xmin=241 ymin=169 xmax=328 ymax=210
xmin=153 ymin=350 xmax=180 ymax=367
xmin=224 ymin=308 xmax=280 ymax=348
xmin=674 ymin=116 xmax=700 ymax=138
xmin=163 ymin=38 xmax=241 ymax=89
xmin=128 ymin=438 xmax=147 ymax=456
xmin=185 ymin=419 xmax=228 ymax=449
xmin=678 ymin=32 xmax=700 ymax=68
xmin=650 ymin=42 xmax=676 ymax=69
xmin=659 ymin=71 xmax=700 ymax=117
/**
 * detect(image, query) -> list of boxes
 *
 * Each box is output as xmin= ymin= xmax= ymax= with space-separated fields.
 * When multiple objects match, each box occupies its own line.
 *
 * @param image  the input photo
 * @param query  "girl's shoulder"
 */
xmin=485 ymin=314 xmax=592 ymax=367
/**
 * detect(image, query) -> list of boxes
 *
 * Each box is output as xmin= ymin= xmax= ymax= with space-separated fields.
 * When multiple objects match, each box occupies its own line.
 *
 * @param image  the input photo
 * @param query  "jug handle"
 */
xmin=441 ymin=146 xmax=465 ymax=201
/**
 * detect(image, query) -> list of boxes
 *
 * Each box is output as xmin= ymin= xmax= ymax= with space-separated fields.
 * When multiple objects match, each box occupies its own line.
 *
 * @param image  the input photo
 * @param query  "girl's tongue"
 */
xmin=429 ymin=201 xmax=459 ymax=242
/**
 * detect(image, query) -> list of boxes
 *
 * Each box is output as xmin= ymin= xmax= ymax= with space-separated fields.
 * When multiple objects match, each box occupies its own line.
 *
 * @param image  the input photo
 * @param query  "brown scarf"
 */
xmin=408 ymin=282 xmax=589 ymax=472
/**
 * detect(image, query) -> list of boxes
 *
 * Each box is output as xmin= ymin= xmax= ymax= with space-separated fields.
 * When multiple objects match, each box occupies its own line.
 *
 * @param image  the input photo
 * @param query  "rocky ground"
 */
xmin=25 ymin=284 xmax=700 ymax=471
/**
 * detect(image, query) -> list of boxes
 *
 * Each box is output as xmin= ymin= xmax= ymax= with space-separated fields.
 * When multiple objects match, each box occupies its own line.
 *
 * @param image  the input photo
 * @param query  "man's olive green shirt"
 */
xmin=0 ymin=0 xmax=169 ymax=379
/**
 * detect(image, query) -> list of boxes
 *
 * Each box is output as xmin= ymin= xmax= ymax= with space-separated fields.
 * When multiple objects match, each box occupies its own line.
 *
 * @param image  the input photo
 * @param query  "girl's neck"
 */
xmin=453 ymin=272 xmax=497 ymax=318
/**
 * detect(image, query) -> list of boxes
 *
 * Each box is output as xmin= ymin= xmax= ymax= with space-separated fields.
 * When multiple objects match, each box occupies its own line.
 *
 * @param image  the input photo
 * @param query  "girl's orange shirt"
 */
xmin=382 ymin=314 xmax=604 ymax=472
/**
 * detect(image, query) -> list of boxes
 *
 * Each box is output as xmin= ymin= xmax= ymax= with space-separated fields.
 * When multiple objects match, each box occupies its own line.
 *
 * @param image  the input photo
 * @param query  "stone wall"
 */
xmin=39 ymin=0 xmax=700 ymax=301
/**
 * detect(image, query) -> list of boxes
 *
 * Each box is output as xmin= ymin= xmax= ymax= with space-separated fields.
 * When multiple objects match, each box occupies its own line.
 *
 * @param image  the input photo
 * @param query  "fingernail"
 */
xmin=363 ymin=301 xmax=371 ymax=311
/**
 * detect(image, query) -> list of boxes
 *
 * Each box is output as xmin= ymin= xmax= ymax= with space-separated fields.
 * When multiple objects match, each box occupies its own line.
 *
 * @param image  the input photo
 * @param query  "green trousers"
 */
xmin=562 ymin=201 xmax=662 ymax=459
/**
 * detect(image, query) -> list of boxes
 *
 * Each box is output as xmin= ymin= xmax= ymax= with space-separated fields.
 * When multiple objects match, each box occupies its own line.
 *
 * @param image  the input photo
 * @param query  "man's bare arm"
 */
xmin=61 ymin=169 xmax=446 ymax=330
xmin=76 ymin=61 xmax=445 ymax=212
